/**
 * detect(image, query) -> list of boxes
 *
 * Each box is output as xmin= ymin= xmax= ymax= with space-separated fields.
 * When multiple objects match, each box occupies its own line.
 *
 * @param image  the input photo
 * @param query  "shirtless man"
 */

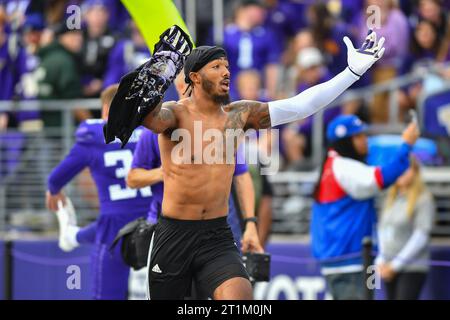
xmin=105 ymin=27 xmax=386 ymax=299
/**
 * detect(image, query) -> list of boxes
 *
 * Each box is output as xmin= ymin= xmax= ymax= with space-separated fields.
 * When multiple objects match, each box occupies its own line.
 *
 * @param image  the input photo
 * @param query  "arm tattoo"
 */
xmin=147 ymin=102 xmax=177 ymax=134
xmin=229 ymin=100 xmax=271 ymax=130
xmin=225 ymin=102 xmax=248 ymax=130
xmin=157 ymin=107 xmax=176 ymax=122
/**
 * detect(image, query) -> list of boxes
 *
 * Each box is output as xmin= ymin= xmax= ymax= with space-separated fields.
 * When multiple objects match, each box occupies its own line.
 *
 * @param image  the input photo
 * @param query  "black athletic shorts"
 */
xmin=147 ymin=215 xmax=249 ymax=300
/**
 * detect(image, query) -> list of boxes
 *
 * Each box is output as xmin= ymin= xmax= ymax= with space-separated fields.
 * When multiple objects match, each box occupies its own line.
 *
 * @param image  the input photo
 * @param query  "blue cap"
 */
xmin=326 ymin=115 xmax=368 ymax=143
xmin=23 ymin=14 xmax=45 ymax=31
xmin=82 ymin=0 xmax=108 ymax=11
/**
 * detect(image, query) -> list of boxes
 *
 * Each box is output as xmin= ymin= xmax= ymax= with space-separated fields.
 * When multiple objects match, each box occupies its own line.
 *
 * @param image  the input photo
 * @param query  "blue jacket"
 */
xmin=312 ymin=143 xmax=411 ymax=274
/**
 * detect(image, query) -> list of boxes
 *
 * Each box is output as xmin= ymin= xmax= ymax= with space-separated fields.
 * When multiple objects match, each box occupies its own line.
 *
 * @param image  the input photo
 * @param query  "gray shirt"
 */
xmin=378 ymin=191 xmax=435 ymax=272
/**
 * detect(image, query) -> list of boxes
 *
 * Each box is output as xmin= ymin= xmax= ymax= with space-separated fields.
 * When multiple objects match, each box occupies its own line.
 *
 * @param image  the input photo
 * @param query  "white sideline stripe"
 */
xmin=321 ymin=264 xmax=363 ymax=275
xmin=145 ymin=232 xmax=155 ymax=300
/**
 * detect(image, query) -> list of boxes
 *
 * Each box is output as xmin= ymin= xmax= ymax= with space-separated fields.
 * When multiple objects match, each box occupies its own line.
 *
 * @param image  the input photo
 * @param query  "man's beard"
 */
xmin=202 ymin=78 xmax=230 ymax=106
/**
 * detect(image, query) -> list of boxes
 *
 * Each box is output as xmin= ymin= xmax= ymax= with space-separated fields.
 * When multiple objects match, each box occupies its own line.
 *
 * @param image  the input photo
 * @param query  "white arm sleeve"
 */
xmin=268 ymin=67 xmax=359 ymax=127
xmin=390 ymin=229 xmax=429 ymax=271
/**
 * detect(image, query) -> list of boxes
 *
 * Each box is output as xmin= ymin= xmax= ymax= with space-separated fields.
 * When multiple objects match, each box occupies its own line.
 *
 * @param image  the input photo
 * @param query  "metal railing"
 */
xmin=268 ymin=168 xmax=450 ymax=236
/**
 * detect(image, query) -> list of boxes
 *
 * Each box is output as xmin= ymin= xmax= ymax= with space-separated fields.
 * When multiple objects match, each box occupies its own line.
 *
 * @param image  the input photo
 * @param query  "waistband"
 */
xmin=159 ymin=214 xmax=228 ymax=230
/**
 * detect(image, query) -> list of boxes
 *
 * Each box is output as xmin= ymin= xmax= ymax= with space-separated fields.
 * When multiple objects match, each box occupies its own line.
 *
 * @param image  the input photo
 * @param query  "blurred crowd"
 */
xmin=0 ymin=0 xmax=450 ymax=168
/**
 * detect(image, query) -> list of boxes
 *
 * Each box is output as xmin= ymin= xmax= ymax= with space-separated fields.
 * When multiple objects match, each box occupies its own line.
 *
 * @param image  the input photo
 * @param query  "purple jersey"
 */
xmin=265 ymin=1 xmax=306 ymax=45
xmin=0 ymin=31 xmax=27 ymax=100
xmin=223 ymin=24 xmax=281 ymax=98
xmin=131 ymin=129 xmax=163 ymax=211
xmin=131 ymin=128 xmax=249 ymax=223
xmin=48 ymin=119 xmax=152 ymax=216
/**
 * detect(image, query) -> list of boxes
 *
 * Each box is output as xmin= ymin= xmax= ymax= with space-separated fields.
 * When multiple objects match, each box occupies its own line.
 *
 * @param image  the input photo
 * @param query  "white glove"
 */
xmin=57 ymin=197 xmax=77 ymax=226
xmin=56 ymin=197 xmax=79 ymax=252
xmin=343 ymin=29 xmax=385 ymax=78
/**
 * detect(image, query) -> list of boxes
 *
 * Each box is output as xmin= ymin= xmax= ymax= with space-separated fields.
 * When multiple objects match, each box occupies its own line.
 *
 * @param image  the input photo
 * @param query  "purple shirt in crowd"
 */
xmin=265 ymin=1 xmax=307 ymax=46
xmin=356 ymin=8 xmax=410 ymax=69
xmin=47 ymin=119 xmax=152 ymax=216
xmin=223 ymin=24 xmax=281 ymax=98
xmin=0 ymin=30 xmax=27 ymax=100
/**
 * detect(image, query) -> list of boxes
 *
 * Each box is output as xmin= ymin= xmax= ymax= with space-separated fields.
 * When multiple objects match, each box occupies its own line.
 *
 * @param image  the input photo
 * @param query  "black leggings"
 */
xmin=384 ymin=272 xmax=427 ymax=300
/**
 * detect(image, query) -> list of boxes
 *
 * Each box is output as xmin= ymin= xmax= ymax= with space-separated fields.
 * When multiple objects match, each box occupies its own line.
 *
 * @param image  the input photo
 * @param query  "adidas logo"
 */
xmin=152 ymin=264 xmax=162 ymax=273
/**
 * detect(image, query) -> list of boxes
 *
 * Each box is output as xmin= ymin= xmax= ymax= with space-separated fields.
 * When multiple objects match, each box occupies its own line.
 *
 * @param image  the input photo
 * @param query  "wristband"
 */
xmin=244 ymin=217 xmax=258 ymax=224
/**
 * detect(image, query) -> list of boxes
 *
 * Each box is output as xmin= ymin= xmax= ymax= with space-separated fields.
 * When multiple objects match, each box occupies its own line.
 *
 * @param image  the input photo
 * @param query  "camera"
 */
xmin=242 ymin=252 xmax=271 ymax=282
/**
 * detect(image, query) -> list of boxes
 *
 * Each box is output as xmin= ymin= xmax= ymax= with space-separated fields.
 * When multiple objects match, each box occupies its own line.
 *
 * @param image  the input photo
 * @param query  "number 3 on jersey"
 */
xmin=104 ymin=150 xmax=152 ymax=201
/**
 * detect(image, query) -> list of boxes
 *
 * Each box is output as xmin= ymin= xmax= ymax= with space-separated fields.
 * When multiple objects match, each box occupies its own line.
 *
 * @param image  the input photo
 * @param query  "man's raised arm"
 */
xmin=142 ymin=101 xmax=178 ymax=134
xmin=244 ymin=30 xmax=385 ymax=130
xmin=103 ymin=25 xmax=193 ymax=146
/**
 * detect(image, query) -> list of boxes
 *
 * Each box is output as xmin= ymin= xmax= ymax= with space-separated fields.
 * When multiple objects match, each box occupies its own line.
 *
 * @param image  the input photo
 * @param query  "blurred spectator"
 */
xmin=222 ymin=0 xmax=281 ymax=99
xmin=279 ymin=28 xmax=316 ymax=98
xmin=311 ymin=115 xmax=418 ymax=300
xmin=236 ymin=69 xmax=281 ymax=174
xmin=194 ymin=0 xmax=213 ymax=46
xmin=398 ymin=18 xmax=449 ymax=121
xmin=282 ymin=28 xmax=316 ymax=79
xmin=306 ymin=2 xmax=350 ymax=76
xmin=415 ymin=0 xmax=448 ymax=38
xmin=0 ymin=2 xmax=31 ymax=130
xmin=281 ymin=47 xmax=339 ymax=168
xmin=248 ymin=164 xmax=273 ymax=248
xmin=80 ymin=0 xmax=117 ymax=99
xmin=337 ymin=0 xmax=365 ymax=25
xmin=14 ymin=13 xmax=46 ymax=130
xmin=295 ymin=47 xmax=331 ymax=93
xmin=36 ymin=22 xmax=83 ymax=126
xmin=236 ymin=69 xmax=266 ymax=101
xmin=102 ymin=21 xmax=150 ymax=88
xmin=292 ymin=29 xmax=316 ymax=58
xmin=376 ymin=156 xmax=435 ymax=300
xmin=22 ymin=13 xmax=45 ymax=54
xmin=409 ymin=19 xmax=444 ymax=66
xmin=356 ymin=0 xmax=410 ymax=123
xmin=263 ymin=0 xmax=307 ymax=47
xmin=0 ymin=3 xmax=27 ymax=101
xmin=2 ymin=0 xmax=28 ymax=24
xmin=356 ymin=0 xmax=410 ymax=67
xmin=102 ymin=0 xmax=130 ymax=33
xmin=20 ymin=13 xmax=45 ymax=94
xmin=45 ymin=0 xmax=71 ymax=26
xmin=341 ymin=91 xmax=371 ymax=124
xmin=237 ymin=68 xmax=275 ymax=244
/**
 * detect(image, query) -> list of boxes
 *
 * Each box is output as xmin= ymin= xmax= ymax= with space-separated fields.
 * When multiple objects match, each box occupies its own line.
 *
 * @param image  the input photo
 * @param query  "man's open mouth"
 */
xmin=220 ymin=80 xmax=230 ymax=90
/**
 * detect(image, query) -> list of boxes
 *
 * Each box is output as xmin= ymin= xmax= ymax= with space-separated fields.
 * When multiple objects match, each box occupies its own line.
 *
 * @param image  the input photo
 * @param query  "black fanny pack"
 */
xmin=110 ymin=217 xmax=155 ymax=270
xmin=243 ymin=252 xmax=271 ymax=282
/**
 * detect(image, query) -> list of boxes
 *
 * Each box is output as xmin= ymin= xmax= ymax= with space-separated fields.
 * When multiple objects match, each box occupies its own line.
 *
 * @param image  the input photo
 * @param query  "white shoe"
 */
xmin=56 ymin=198 xmax=80 ymax=252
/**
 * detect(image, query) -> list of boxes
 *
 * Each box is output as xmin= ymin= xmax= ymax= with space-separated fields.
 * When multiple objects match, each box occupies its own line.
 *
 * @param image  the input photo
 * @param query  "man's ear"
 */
xmin=189 ymin=72 xmax=201 ymax=85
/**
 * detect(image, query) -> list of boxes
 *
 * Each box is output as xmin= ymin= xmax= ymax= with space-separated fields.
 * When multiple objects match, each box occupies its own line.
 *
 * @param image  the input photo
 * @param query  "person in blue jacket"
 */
xmin=311 ymin=114 xmax=419 ymax=300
